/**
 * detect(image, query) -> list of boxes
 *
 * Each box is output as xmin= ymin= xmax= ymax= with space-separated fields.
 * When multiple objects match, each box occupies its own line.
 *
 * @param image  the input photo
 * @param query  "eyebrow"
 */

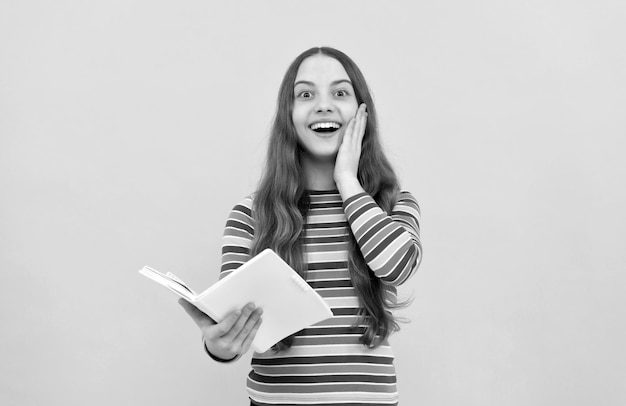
xmin=294 ymin=79 xmax=353 ymax=88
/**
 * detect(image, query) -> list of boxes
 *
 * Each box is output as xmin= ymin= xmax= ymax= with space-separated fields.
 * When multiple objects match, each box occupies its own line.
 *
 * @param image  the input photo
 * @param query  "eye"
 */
xmin=297 ymin=90 xmax=313 ymax=99
xmin=335 ymin=89 xmax=349 ymax=97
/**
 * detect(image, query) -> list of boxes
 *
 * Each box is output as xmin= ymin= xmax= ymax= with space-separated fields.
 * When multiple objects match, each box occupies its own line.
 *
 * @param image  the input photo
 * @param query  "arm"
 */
xmin=333 ymin=104 xmax=422 ymax=286
xmin=343 ymin=190 xmax=422 ymax=286
xmin=220 ymin=197 xmax=255 ymax=278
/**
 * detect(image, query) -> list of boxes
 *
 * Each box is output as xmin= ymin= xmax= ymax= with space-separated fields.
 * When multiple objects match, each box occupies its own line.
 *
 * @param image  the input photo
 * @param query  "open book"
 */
xmin=139 ymin=249 xmax=333 ymax=353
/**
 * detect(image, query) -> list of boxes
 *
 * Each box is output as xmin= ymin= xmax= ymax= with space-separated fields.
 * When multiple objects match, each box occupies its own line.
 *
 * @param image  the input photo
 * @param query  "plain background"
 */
xmin=1 ymin=1 xmax=625 ymax=405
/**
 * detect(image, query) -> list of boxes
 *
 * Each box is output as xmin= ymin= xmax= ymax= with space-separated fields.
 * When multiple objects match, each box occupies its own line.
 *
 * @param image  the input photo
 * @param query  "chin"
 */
xmin=302 ymin=149 xmax=339 ymax=162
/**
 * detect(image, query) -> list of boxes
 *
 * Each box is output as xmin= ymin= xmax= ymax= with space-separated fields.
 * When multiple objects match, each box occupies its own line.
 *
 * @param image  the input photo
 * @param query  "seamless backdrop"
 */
xmin=1 ymin=1 xmax=625 ymax=405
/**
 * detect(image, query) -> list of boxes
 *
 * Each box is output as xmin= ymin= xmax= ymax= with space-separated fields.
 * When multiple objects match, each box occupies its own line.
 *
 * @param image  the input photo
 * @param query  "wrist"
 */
xmin=202 ymin=337 xmax=240 ymax=363
xmin=335 ymin=177 xmax=364 ymax=199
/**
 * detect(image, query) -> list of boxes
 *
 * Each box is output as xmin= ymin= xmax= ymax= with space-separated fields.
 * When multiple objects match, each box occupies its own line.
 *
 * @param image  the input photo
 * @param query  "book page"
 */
xmin=139 ymin=266 xmax=197 ymax=300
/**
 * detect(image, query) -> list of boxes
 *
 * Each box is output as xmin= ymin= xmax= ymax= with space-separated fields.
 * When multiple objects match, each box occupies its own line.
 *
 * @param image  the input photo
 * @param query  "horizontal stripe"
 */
xmin=221 ymin=244 xmax=249 ymax=255
xmin=219 ymin=190 xmax=420 ymax=404
xmin=292 ymin=335 xmax=368 ymax=346
xmin=306 ymin=269 xmax=351 ymax=280
xmin=304 ymin=243 xmax=350 ymax=253
xmin=250 ymin=392 xmax=398 ymax=405
xmin=317 ymin=288 xmax=359 ymax=298
xmin=223 ymin=227 xmax=255 ymax=240
xmin=307 ymin=261 xmax=348 ymax=270
xmin=309 ymin=280 xmax=354 ymax=289
xmin=231 ymin=203 xmax=252 ymax=216
xmin=305 ymin=227 xmax=350 ymax=238
xmin=308 ymin=189 xmax=341 ymax=196
xmin=250 ymin=372 xmax=396 ymax=384
xmin=224 ymin=219 xmax=254 ymax=235
xmin=252 ymin=362 xmax=395 ymax=377
xmin=332 ymin=307 xmax=361 ymax=316
xmin=254 ymin=343 xmax=393 ymax=358
xmin=247 ymin=380 xmax=398 ymax=394
xmin=305 ymin=221 xmax=349 ymax=229
xmin=252 ymin=354 xmax=394 ymax=366
xmin=310 ymin=201 xmax=344 ymax=209
xmin=298 ymin=326 xmax=366 ymax=336
xmin=308 ymin=317 xmax=365 ymax=328
xmin=306 ymin=248 xmax=349 ymax=258
xmin=304 ymin=235 xmax=348 ymax=244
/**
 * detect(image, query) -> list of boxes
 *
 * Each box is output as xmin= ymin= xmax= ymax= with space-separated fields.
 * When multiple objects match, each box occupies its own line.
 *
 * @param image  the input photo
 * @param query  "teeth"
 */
xmin=310 ymin=122 xmax=341 ymax=130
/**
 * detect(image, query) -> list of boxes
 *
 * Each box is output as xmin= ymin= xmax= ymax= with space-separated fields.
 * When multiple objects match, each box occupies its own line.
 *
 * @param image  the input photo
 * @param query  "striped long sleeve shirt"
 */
xmin=220 ymin=190 xmax=422 ymax=405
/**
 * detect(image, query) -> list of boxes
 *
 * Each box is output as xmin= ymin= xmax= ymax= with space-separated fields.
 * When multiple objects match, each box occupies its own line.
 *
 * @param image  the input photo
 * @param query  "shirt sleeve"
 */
xmin=220 ymin=196 xmax=255 ymax=279
xmin=342 ymin=190 xmax=422 ymax=286
xmin=201 ymin=197 xmax=255 ymax=363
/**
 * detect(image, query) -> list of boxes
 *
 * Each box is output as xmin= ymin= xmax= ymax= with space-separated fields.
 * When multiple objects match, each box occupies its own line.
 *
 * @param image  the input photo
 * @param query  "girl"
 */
xmin=180 ymin=46 xmax=422 ymax=405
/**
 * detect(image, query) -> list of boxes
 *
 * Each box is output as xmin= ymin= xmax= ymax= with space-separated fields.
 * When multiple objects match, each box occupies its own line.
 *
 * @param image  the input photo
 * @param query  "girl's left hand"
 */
xmin=334 ymin=103 xmax=367 ymax=190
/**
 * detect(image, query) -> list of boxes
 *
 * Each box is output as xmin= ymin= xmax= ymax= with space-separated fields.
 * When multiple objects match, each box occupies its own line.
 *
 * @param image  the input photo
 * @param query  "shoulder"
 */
xmin=226 ymin=194 xmax=256 ymax=224
xmin=228 ymin=194 xmax=255 ymax=216
xmin=224 ymin=194 xmax=256 ymax=237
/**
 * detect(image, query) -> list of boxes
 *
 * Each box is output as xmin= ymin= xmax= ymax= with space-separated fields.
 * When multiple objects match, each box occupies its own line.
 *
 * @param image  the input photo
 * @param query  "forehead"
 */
xmin=294 ymin=54 xmax=351 ymax=84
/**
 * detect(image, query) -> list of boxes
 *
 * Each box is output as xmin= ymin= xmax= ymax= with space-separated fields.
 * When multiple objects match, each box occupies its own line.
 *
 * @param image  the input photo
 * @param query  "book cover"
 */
xmin=139 ymin=249 xmax=333 ymax=353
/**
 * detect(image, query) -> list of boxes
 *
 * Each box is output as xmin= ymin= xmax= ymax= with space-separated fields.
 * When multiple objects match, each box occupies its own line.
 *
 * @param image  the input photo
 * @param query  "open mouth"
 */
xmin=309 ymin=122 xmax=342 ymax=134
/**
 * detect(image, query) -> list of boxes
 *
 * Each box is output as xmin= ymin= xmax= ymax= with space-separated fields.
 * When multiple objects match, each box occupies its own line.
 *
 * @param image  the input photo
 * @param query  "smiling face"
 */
xmin=292 ymin=54 xmax=359 ymax=161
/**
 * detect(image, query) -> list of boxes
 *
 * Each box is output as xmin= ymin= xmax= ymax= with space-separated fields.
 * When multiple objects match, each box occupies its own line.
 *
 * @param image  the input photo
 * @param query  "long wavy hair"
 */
xmin=251 ymin=47 xmax=402 ymax=349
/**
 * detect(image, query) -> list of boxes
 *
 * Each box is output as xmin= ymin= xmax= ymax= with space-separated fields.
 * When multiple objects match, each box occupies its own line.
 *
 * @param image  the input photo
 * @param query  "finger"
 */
xmin=208 ymin=307 xmax=245 ymax=339
xmin=358 ymin=102 xmax=366 ymax=117
xmin=222 ymin=302 xmax=257 ymax=340
xmin=178 ymin=298 xmax=216 ymax=329
xmin=342 ymin=117 xmax=356 ymax=144
xmin=232 ymin=307 xmax=263 ymax=349
xmin=239 ymin=316 xmax=263 ymax=354
xmin=356 ymin=111 xmax=368 ymax=147
xmin=351 ymin=104 xmax=366 ymax=147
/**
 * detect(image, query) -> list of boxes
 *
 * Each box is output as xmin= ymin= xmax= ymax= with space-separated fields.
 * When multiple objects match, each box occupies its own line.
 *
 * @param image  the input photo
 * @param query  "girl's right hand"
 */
xmin=179 ymin=299 xmax=263 ymax=360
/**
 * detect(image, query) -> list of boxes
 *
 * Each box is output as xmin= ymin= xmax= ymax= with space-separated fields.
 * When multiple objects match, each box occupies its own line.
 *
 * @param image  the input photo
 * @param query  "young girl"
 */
xmin=180 ymin=46 xmax=422 ymax=405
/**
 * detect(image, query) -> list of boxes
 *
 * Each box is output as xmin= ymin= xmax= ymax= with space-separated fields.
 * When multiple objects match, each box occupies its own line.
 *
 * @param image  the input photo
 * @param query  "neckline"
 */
xmin=306 ymin=189 xmax=340 ymax=195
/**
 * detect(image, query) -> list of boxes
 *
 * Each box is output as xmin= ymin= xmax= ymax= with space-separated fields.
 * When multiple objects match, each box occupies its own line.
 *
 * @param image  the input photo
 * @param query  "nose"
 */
xmin=314 ymin=94 xmax=334 ymax=113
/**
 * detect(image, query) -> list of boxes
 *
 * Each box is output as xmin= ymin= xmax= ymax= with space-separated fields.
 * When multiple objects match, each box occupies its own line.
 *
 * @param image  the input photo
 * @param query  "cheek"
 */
xmin=291 ymin=114 xmax=307 ymax=143
xmin=342 ymin=101 xmax=359 ymax=119
xmin=291 ymin=105 xmax=306 ymax=127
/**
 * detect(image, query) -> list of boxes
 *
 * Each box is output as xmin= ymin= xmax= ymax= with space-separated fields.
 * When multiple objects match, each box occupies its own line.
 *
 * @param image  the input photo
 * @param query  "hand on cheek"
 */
xmin=334 ymin=103 xmax=367 ymax=197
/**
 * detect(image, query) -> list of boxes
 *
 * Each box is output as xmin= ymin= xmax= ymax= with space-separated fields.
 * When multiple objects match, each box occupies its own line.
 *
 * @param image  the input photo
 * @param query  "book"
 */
xmin=139 ymin=249 xmax=333 ymax=353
